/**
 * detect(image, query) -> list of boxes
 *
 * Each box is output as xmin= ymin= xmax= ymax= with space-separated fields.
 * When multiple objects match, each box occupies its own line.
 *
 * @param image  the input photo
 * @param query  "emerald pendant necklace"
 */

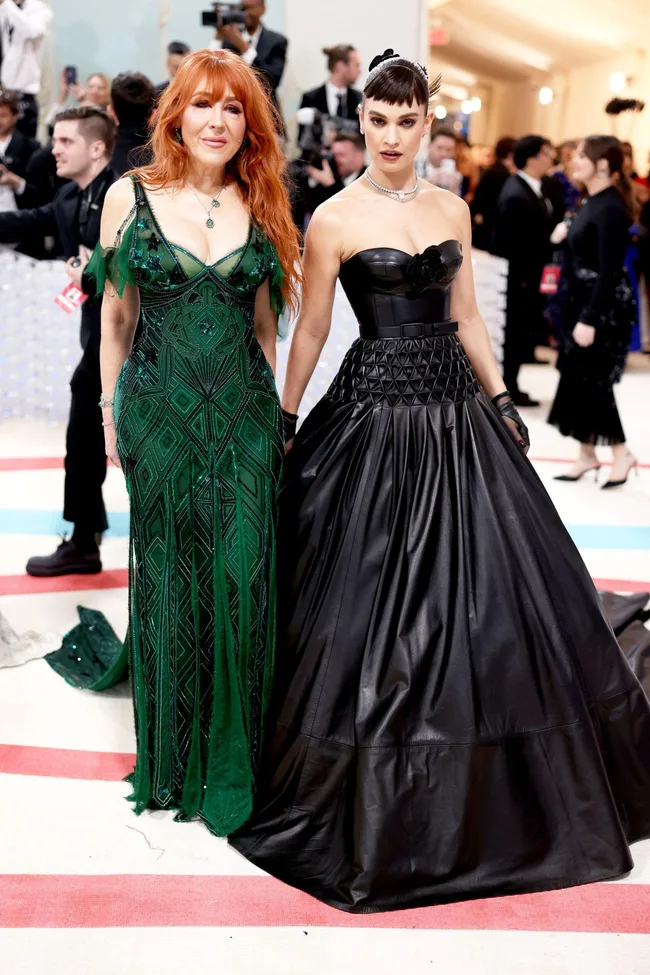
xmin=187 ymin=181 xmax=225 ymax=229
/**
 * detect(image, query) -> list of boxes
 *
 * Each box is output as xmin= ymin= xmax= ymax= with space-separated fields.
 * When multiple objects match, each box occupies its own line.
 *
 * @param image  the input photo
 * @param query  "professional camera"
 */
xmin=295 ymin=107 xmax=359 ymax=169
xmin=201 ymin=2 xmax=246 ymax=29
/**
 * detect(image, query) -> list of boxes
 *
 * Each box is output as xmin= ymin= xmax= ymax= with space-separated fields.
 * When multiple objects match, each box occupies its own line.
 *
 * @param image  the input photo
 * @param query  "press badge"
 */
xmin=54 ymin=281 xmax=89 ymax=313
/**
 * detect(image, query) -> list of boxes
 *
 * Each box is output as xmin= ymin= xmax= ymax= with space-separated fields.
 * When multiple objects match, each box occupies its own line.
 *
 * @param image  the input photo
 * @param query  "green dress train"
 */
xmin=48 ymin=177 xmax=285 ymax=835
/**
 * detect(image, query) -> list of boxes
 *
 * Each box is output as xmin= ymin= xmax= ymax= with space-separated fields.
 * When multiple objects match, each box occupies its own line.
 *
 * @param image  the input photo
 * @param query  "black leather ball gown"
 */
xmin=230 ymin=242 xmax=650 ymax=913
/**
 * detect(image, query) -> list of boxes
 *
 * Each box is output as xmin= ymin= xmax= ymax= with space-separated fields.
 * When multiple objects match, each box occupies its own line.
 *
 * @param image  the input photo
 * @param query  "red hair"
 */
xmin=133 ymin=49 xmax=301 ymax=314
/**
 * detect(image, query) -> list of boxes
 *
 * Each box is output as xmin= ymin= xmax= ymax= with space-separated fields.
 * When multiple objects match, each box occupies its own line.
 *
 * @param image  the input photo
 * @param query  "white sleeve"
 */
xmin=208 ymin=39 xmax=224 ymax=51
xmin=0 ymin=0 xmax=53 ymax=40
xmin=44 ymin=101 xmax=66 ymax=129
xmin=241 ymin=45 xmax=257 ymax=66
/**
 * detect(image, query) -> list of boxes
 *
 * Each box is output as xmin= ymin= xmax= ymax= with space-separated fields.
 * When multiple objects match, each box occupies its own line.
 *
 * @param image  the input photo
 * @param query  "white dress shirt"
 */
xmin=0 ymin=0 xmax=53 ymax=95
xmin=516 ymin=170 xmax=542 ymax=198
xmin=209 ymin=25 xmax=263 ymax=67
xmin=325 ymin=81 xmax=348 ymax=119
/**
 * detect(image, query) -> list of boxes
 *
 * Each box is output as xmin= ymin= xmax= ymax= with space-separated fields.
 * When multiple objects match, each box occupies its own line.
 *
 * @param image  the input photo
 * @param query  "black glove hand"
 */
xmin=282 ymin=409 xmax=298 ymax=443
xmin=491 ymin=391 xmax=530 ymax=451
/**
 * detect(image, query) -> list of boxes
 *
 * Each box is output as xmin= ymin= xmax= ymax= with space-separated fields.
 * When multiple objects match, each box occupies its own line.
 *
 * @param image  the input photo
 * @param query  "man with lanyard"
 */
xmin=0 ymin=106 xmax=118 ymax=575
xmin=0 ymin=0 xmax=53 ymax=138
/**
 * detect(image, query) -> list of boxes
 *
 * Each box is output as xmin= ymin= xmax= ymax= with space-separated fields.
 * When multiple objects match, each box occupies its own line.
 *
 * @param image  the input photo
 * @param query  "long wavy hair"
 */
xmin=582 ymin=135 xmax=638 ymax=222
xmin=132 ymin=49 xmax=301 ymax=314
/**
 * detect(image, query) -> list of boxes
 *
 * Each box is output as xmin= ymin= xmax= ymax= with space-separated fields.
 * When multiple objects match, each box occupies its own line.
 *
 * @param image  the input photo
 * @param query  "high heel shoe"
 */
xmin=602 ymin=455 xmax=638 ymax=489
xmin=554 ymin=464 xmax=601 ymax=483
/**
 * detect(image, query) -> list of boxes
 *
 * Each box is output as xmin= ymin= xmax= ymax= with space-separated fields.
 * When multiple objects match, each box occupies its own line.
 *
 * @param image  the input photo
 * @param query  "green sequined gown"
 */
xmin=49 ymin=178 xmax=285 ymax=835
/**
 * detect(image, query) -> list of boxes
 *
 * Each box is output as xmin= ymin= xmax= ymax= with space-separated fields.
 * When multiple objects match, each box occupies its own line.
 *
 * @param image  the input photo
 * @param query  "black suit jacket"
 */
xmin=0 ymin=165 xmax=118 ymax=354
xmin=222 ymin=26 xmax=287 ymax=127
xmin=1 ymin=128 xmax=39 ymax=207
xmin=492 ymin=173 xmax=557 ymax=281
xmin=299 ymin=84 xmax=362 ymax=124
xmin=470 ymin=161 xmax=511 ymax=252
xmin=111 ymin=124 xmax=152 ymax=177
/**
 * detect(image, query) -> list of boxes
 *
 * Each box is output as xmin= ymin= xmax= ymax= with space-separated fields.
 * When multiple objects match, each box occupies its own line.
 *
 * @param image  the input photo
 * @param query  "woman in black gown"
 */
xmin=231 ymin=53 xmax=650 ymax=913
xmin=548 ymin=136 xmax=637 ymax=487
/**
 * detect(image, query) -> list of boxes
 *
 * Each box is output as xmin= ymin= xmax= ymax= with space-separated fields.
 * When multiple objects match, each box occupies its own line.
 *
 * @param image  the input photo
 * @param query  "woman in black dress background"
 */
xmin=232 ymin=58 xmax=650 ymax=913
xmin=548 ymin=136 xmax=637 ymax=487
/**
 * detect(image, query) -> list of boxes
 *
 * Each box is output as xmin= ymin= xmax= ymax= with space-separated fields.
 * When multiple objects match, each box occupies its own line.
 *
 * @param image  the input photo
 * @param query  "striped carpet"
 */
xmin=1 ymin=361 xmax=649 ymax=975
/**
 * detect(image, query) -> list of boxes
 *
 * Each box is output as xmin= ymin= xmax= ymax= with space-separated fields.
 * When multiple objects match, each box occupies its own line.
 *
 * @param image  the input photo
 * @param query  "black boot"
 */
xmin=26 ymin=537 xmax=102 ymax=577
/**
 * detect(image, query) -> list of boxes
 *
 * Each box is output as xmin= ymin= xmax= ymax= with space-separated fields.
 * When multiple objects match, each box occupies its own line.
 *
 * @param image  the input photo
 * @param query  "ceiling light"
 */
xmin=609 ymin=72 xmax=626 ymax=92
xmin=461 ymin=99 xmax=473 ymax=114
xmin=471 ymin=96 xmax=482 ymax=112
xmin=539 ymin=87 xmax=553 ymax=105
xmin=434 ymin=105 xmax=447 ymax=120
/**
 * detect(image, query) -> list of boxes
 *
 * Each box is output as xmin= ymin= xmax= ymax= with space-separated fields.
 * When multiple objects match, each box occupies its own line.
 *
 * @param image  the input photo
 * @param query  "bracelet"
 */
xmin=102 ymin=421 xmax=115 ymax=427
xmin=282 ymin=408 xmax=299 ymax=441
xmin=99 ymin=394 xmax=115 ymax=409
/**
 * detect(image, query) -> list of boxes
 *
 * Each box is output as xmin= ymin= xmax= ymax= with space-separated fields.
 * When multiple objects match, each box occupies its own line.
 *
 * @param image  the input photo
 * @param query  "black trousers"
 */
xmin=16 ymin=94 xmax=38 ymax=139
xmin=503 ymin=273 xmax=544 ymax=394
xmin=63 ymin=346 xmax=108 ymax=534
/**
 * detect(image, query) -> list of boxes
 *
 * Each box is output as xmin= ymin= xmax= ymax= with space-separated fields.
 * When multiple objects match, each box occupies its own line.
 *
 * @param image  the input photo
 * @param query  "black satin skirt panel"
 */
xmin=231 ymin=335 xmax=650 ymax=913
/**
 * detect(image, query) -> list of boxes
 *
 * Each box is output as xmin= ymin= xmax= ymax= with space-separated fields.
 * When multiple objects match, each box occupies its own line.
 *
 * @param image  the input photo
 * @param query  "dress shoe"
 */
xmin=602 ymin=454 xmax=638 ymax=490
xmin=26 ymin=538 xmax=102 ymax=577
xmin=511 ymin=392 xmax=540 ymax=408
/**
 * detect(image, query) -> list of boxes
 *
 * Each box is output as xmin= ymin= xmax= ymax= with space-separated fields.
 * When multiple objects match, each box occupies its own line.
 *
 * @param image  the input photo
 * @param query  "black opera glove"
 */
xmin=491 ymin=391 xmax=530 ymax=451
xmin=282 ymin=409 xmax=299 ymax=442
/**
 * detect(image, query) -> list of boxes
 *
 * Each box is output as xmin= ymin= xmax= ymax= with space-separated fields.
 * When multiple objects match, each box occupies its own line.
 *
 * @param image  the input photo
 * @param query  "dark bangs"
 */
xmin=363 ymin=62 xmax=439 ymax=109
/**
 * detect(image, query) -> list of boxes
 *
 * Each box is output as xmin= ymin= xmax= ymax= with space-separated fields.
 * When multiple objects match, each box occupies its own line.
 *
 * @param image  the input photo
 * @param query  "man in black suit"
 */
xmin=211 ymin=0 xmax=287 ymax=127
xmin=155 ymin=40 xmax=191 ymax=99
xmin=0 ymin=90 xmax=38 ymax=212
xmin=299 ymin=44 xmax=362 ymax=130
xmin=470 ymin=136 xmax=515 ymax=252
xmin=0 ymin=106 xmax=119 ymax=575
xmin=493 ymin=135 xmax=558 ymax=406
xmin=110 ymin=71 xmax=156 ymax=176
xmin=290 ymin=131 xmax=365 ymax=230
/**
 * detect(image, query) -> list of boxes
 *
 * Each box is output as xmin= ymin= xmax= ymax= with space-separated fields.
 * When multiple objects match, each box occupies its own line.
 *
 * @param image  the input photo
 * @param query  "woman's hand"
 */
xmin=492 ymin=392 xmax=530 ymax=453
xmin=104 ymin=421 xmax=122 ymax=470
xmin=68 ymin=81 xmax=86 ymax=103
xmin=550 ymin=220 xmax=569 ymax=245
xmin=573 ymin=322 xmax=596 ymax=347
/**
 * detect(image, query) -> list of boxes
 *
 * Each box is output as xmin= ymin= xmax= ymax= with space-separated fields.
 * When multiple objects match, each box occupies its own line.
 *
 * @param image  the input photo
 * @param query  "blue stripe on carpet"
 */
xmin=0 ymin=511 xmax=648 ymax=550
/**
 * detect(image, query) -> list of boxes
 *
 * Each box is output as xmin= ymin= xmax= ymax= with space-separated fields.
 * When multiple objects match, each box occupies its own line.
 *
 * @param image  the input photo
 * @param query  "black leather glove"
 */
xmin=491 ymin=391 xmax=530 ymax=451
xmin=282 ymin=409 xmax=299 ymax=442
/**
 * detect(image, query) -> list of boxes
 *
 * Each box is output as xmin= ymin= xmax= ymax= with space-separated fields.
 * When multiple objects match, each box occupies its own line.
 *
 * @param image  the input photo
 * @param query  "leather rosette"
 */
xmin=405 ymin=246 xmax=447 ymax=292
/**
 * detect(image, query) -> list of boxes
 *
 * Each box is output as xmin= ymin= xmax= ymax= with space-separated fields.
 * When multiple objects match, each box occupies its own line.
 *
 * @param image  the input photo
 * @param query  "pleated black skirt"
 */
xmin=231 ymin=334 xmax=650 ymax=913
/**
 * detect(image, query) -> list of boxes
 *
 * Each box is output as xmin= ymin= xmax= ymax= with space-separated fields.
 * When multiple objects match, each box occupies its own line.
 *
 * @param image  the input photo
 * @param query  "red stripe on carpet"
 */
xmin=530 ymin=455 xmax=650 ymax=469
xmin=0 ymin=457 xmax=63 ymax=471
xmin=0 ymin=569 xmax=128 ymax=596
xmin=0 ymin=744 xmax=134 ymax=781
xmin=0 ymin=572 xmax=646 ymax=599
xmin=0 ymin=875 xmax=647 ymax=931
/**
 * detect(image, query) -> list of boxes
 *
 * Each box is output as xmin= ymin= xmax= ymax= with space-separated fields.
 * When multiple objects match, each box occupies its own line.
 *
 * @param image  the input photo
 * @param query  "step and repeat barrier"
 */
xmin=0 ymin=247 xmax=506 ymax=426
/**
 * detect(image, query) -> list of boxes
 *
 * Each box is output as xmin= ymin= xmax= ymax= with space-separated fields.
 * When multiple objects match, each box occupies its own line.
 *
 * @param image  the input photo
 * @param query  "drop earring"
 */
xmin=174 ymin=128 xmax=183 ymax=144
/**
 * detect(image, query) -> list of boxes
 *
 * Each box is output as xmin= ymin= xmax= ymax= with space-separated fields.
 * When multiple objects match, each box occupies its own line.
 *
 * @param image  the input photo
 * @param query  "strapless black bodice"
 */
xmin=338 ymin=241 xmax=463 ymax=338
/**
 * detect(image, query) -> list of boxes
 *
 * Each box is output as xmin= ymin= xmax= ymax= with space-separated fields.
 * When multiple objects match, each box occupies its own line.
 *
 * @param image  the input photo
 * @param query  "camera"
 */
xmin=201 ymin=2 xmax=246 ymax=29
xmin=295 ymin=107 xmax=359 ymax=169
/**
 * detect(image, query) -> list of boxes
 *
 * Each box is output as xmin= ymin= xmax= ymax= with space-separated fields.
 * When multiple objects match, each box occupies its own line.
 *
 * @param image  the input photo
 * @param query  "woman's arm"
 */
xmin=450 ymin=200 xmax=508 ymax=398
xmin=281 ymin=205 xmax=342 ymax=415
xmin=254 ymin=277 xmax=277 ymax=375
xmin=99 ymin=179 xmax=141 ymax=467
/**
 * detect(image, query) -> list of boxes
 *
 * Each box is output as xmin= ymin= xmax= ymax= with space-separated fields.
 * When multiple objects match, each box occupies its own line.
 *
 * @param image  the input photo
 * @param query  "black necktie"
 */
xmin=336 ymin=93 xmax=346 ymax=119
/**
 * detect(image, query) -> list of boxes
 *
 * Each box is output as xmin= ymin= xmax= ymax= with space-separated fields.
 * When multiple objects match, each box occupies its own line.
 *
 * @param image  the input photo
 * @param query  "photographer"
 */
xmin=291 ymin=131 xmax=366 ymax=231
xmin=299 ymin=45 xmax=362 ymax=129
xmin=0 ymin=0 xmax=54 ymax=137
xmin=0 ymin=90 xmax=38 ymax=214
xmin=208 ymin=1 xmax=287 ymax=124
xmin=0 ymin=107 xmax=119 ymax=576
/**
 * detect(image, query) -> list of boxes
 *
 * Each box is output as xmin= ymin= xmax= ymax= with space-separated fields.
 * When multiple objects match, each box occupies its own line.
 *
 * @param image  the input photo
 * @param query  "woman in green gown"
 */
xmin=85 ymin=50 xmax=301 ymax=835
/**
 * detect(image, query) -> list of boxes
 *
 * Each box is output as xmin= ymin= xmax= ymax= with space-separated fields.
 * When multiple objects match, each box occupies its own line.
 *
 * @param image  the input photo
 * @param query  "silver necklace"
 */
xmin=187 ymin=181 xmax=226 ymax=228
xmin=364 ymin=170 xmax=419 ymax=203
